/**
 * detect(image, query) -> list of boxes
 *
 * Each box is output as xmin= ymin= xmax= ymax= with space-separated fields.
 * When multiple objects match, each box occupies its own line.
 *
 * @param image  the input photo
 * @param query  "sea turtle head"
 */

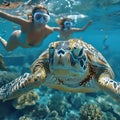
xmin=48 ymin=39 xmax=88 ymax=77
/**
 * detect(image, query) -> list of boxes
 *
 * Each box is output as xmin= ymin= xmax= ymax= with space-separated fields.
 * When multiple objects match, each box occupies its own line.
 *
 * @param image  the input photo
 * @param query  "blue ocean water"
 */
xmin=0 ymin=0 xmax=120 ymax=119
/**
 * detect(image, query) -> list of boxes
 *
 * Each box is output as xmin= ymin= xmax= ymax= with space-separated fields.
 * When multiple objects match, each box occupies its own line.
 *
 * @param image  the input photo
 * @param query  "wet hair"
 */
xmin=27 ymin=5 xmax=49 ymax=21
xmin=56 ymin=17 xmax=72 ymax=30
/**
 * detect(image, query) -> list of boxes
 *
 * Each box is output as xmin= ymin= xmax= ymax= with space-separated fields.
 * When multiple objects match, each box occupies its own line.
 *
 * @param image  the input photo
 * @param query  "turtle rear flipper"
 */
xmin=98 ymin=73 xmax=120 ymax=102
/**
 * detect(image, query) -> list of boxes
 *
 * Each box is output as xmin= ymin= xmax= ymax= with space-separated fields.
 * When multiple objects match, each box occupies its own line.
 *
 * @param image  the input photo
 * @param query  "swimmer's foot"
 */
xmin=0 ymin=37 xmax=7 ymax=47
xmin=0 ymin=36 xmax=3 ymax=43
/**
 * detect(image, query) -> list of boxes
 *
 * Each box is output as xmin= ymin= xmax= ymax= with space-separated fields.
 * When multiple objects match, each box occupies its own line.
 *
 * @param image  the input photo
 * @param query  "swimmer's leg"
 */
xmin=0 ymin=31 xmax=20 ymax=51
xmin=0 ymin=37 xmax=7 ymax=48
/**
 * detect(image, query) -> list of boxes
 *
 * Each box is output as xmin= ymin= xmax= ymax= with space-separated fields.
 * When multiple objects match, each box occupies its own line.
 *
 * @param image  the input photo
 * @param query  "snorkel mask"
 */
xmin=33 ymin=11 xmax=50 ymax=24
xmin=63 ymin=20 xmax=72 ymax=30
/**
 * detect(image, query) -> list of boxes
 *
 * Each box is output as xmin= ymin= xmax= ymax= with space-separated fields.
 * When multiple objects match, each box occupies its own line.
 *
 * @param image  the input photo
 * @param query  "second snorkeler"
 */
xmin=53 ymin=17 xmax=92 ymax=40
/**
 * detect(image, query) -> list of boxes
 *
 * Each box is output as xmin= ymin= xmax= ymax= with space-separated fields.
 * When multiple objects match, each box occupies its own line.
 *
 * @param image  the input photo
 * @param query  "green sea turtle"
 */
xmin=0 ymin=39 xmax=120 ymax=102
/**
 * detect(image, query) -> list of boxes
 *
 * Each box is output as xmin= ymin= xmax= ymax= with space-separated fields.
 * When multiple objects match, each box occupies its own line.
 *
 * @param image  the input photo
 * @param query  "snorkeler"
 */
xmin=53 ymin=17 xmax=92 ymax=40
xmin=0 ymin=5 xmax=53 ymax=51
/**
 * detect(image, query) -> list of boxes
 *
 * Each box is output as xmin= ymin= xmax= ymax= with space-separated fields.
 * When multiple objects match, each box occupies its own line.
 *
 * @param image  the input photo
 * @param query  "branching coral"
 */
xmin=80 ymin=103 xmax=107 ymax=120
xmin=19 ymin=106 xmax=62 ymax=120
xmin=47 ymin=93 xmax=68 ymax=116
xmin=29 ymin=104 xmax=50 ymax=119
xmin=97 ymin=95 xmax=119 ymax=118
xmin=66 ymin=110 xmax=80 ymax=120
xmin=19 ymin=115 xmax=32 ymax=120
xmin=46 ymin=110 xmax=61 ymax=120
xmin=13 ymin=91 xmax=39 ymax=109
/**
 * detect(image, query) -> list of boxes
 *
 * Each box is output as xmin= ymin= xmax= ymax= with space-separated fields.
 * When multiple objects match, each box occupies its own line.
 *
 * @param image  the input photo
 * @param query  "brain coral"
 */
xmin=80 ymin=103 xmax=107 ymax=120
xmin=13 ymin=91 xmax=39 ymax=109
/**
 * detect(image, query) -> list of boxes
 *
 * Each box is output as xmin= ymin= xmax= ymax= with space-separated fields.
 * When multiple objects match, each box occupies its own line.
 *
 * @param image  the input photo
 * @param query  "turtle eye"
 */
xmin=49 ymin=46 xmax=55 ymax=54
xmin=49 ymin=43 xmax=55 ymax=50
xmin=72 ymin=46 xmax=81 ymax=57
xmin=49 ymin=46 xmax=54 ymax=50
xmin=74 ymin=47 xmax=77 ymax=49
xmin=49 ymin=43 xmax=55 ymax=55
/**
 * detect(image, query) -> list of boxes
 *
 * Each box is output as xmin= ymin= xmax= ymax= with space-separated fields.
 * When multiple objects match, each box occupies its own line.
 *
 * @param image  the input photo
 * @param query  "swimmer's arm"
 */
xmin=72 ymin=20 xmax=92 ymax=32
xmin=0 ymin=10 xmax=28 ymax=25
xmin=46 ymin=25 xmax=55 ymax=33
xmin=52 ymin=27 xmax=61 ymax=31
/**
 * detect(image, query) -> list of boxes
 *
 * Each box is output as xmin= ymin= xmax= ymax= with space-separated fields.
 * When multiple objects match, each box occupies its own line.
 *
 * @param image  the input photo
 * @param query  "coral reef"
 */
xmin=19 ymin=115 xmax=32 ymax=120
xmin=13 ymin=91 xmax=39 ymax=109
xmin=65 ymin=110 xmax=80 ymax=120
xmin=47 ymin=93 xmax=69 ymax=116
xmin=18 ymin=104 xmax=63 ymax=120
xmin=0 ymin=71 xmax=20 ymax=87
xmin=68 ymin=93 xmax=85 ymax=110
xmin=30 ymin=104 xmax=50 ymax=119
xmin=46 ymin=110 xmax=61 ymax=120
xmin=21 ymin=104 xmax=51 ymax=120
xmin=79 ymin=103 xmax=107 ymax=120
xmin=106 ymin=112 xmax=117 ymax=120
xmin=96 ymin=95 xmax=119 ymax=118
xmin=0 ymin=100 xmax=16 ymax=120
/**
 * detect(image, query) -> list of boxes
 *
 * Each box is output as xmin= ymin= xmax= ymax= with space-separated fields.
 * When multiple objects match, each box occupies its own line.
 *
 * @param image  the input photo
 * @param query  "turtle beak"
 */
xmin=58 ymin=55 xmax=64 ymax=65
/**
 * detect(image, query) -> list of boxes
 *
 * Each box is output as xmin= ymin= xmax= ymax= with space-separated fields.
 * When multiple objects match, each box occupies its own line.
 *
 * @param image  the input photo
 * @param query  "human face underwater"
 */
xmin=33 ymin=11 xmax=50 ymax=25
xmin=63 ymin=20 xmax=72 ymax=30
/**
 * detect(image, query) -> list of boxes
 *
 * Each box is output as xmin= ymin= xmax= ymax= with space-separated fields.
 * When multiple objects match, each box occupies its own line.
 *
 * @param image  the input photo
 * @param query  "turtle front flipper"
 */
xmin=98 ymin=73 xmax=120 ymax=102
xmin=0 ymin=70 xmax=46 ymax=101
